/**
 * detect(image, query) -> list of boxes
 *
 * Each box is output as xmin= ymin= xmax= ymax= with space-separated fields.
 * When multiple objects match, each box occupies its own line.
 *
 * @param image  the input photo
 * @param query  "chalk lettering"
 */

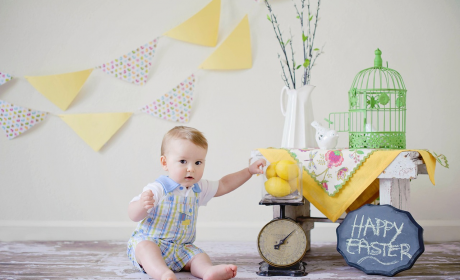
xmin=400 ymin=243 xmax=412 ymax=260
xmin=364 ymin=217 xmax=376 ymax=237
xmin=351 ymin=215 xmax=358 ymax=238
xmin=351 ymin=215 xmax=365 ymax=238
xmin=380 ymin=242 xmax=389 ymax=257
xmin=344 ymin=214 xmax=418 ymax=267
xmin=346 ymin=240 xmax=414 ymax=264
xmin=383 ymin=220 xmax=394 ymax=238
xmin=388 ymin=244 xmax=400 ymax=257
xmin=358 ymin=239 xmax=370 ymax=255
xmin=357 ymin=256 xmax=398 ymax=266
xmin=390 ymin=222 xmax=404 ymax=243
xmin=370 ymin=242 xmax=382 ymax=255
xmin=346 ymin=238 xmax=359 ymax=254
xmin=375 ymin=218 xmax=385 ymax=236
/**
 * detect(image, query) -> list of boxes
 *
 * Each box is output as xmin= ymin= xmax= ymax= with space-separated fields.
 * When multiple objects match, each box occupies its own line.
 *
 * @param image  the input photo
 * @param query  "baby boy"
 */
xmin=127 ymin=126 xmax=266 ymax=280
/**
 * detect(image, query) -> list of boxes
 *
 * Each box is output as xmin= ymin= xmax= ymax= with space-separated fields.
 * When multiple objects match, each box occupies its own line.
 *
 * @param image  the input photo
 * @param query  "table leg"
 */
xmin=379 ymin=178 xmax=411 ymax=211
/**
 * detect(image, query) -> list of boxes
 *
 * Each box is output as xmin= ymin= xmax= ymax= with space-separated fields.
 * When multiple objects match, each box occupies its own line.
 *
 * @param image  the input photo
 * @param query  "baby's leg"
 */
xmin=185 ymin=253 xmax=237 ymax=280
xmin=135 ymin=240 xmax=176 ymax=280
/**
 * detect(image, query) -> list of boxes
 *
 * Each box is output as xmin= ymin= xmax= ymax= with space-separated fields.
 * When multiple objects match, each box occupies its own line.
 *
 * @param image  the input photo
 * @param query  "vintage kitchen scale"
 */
xmin=257 ymin=161 xmax=308 ymax=277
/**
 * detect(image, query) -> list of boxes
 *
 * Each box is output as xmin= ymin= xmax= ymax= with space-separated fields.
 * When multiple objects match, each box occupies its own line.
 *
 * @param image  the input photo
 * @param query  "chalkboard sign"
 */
xmin=336 ymin=204 xmax=424 ymax=277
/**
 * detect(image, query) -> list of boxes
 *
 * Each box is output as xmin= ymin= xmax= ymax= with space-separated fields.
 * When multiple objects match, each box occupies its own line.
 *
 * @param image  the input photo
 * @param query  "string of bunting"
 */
xmin=0 ymin=0 xmax=256 ymax=152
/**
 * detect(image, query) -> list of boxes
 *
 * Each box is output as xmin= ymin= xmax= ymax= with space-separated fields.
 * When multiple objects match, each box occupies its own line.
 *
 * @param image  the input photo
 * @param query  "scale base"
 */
xmin=256 ymin=261 xmax=308 ymax=277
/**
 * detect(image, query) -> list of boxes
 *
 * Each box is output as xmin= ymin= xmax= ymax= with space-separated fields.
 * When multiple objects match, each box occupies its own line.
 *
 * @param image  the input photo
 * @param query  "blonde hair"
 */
xmin=161 ymin=126 xmax=208 ymax=156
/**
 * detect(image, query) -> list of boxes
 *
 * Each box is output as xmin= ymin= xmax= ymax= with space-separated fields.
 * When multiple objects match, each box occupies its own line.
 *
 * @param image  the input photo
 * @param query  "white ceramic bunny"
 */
xmin=311 ymin=121 xmax=339 ymax=149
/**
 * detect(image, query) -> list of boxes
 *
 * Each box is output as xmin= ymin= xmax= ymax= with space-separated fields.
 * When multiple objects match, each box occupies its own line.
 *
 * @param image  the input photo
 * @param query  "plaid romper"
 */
xmin=127 ymin=176 xmax=204 ymax=273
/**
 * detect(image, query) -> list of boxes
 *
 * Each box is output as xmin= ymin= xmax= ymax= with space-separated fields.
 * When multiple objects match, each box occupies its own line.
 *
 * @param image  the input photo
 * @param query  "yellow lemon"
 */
xmin=288 ymin=178 xmax=300 ymax=193
xmin=265 ymin=177 xmax=291 ymax=197
xmin=265 ymin=162 xmax=278 ymax=179
xmin=275 ymin=160 xmax=299 ymax=180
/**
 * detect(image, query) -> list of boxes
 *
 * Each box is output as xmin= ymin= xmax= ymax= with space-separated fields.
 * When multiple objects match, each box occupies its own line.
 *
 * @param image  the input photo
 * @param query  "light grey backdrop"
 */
xmin=0 ymin=0 xmax=458 ymax=242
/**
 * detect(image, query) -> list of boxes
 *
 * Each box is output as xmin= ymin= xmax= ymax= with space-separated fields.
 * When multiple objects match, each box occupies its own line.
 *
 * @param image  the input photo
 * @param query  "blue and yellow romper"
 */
xmin=127 ymin=176 xmax=217 ymax=273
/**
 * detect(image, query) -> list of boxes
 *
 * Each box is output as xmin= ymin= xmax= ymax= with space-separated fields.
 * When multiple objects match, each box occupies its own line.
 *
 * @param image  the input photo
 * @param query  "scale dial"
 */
xmin=257 ymin=218 xmax=308 ymax=267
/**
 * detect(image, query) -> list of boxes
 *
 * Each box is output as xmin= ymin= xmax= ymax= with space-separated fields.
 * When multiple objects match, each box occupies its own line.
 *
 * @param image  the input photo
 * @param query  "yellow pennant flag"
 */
xmin=25 ymin=69 xmax=93 ymax=111
xmin=164 ymin=0 xmax=220 ymax=47
xmin=59 ymin=113 xmax=132 ymax=151
xmin=199 ymin=15 xmax=252 ymax=70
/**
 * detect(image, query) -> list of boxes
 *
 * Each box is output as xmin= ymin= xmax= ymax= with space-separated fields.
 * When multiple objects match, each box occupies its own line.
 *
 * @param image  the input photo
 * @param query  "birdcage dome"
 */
xmin=350 ymin=49 xmax=406 ymax=97
xmin=348 ymin=49 xmax=407 ymax=149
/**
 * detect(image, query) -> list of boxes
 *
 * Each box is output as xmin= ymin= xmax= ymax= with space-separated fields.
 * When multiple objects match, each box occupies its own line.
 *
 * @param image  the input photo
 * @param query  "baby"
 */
xmin=127 ymin=126 xmax=266 ymax=280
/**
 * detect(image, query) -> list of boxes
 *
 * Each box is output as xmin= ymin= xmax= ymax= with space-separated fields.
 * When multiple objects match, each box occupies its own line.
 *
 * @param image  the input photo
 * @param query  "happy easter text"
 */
xmin=345 ymin=215 xmax=412 ymax=265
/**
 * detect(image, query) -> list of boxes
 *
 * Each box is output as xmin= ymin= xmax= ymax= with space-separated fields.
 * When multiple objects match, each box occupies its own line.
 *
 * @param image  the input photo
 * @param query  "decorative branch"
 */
xmin=278 ymin=54 xmax=290 ymax=88
xmin=309 ymin=0 xmax=321 ymax=60
xmin=307 ymin=0 xmax=312 ymax=59
xmin=265 ymin=0 xmax=322 ymax=87
xmin=307 ymin=0 xmax=321 ymax=85
xmin=292 ymin=0 xmax=307 ymax=85
xmin=265 ymin=0 xmax=296 ymax=89
xmin=308 ymin=43 xmax=325 ymax=84
xmin=289 ymin=28 xmax=296 ymax=88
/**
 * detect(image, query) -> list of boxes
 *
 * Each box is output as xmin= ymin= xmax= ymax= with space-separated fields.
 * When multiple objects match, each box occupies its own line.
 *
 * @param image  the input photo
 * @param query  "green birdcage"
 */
xmin=326 ymin=49 xmax=407 ymax=149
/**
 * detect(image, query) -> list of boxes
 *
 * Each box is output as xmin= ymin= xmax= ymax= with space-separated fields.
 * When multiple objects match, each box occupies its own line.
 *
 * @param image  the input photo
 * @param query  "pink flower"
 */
xmin=322 ymin=182 xmax=328 ymax=191
xmin=325 ymin=150 xmax=344 ymax=168
xmin=337 ymin=167 xmax=349 ymax=180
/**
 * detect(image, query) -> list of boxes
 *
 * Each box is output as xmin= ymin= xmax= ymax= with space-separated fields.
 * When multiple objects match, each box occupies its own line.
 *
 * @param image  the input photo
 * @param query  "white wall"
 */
xmin=0 ymin=0 xmax=458 ymax=242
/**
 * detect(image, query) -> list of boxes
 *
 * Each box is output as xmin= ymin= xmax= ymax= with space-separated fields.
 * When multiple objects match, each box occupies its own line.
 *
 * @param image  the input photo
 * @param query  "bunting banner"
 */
xmin=0 ymin=1 xmax=258 ymax=148
xmin=139 ymin=74 xmax=195 ymax=123
xmin=0 ymin=72 xmax=12 ymax=86
xmin=0 ymin=100 xmax=48 ymax=139
xmin=95 ymin=38 xmax=159 ymax=86
xmin=59 ymin=113 xmax=132 ymax=151
xmin=25 ymin=69 xmax=93 ymax=111
xmin=164 ymin=0 xmax=221 ymax=47
xmin=199 ymin=15 xmax=252 ymax=70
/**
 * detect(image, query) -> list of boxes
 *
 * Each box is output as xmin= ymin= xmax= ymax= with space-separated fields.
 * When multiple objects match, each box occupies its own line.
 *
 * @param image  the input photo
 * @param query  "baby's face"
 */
xmin=161 ymin=138 xmax=207 ymax=188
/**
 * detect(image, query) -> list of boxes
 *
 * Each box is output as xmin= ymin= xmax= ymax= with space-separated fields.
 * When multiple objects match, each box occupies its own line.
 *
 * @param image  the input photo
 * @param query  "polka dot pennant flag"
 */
xmin=0 ymin=71 xmax=12 ymax=86
xmin=95 ymin=38 xmax=159 ymax=86
xmin=0 ymin=100 xmax=48 ymax=140
xmin=139 ymin=74 xmax=195 ymax=123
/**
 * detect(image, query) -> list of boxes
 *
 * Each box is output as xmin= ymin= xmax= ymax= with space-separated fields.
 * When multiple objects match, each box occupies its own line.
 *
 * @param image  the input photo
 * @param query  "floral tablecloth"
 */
xmin=258 ymin=148 xmax=448 ymax=222
xmin=289 ymin=149 xmax=374 ymax=196
xmin=286 ymin=148 xmax=448 ymax=196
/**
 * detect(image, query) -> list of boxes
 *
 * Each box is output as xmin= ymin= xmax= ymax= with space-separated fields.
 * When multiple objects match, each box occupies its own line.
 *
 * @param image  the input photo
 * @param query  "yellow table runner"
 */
xmin=258 ymin=149 xmax=437 ymax=222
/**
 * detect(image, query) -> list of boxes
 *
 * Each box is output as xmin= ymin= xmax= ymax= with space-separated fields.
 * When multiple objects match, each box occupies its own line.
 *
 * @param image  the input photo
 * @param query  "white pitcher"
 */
xmin=280 ymin=84 xmax=316 ymax=148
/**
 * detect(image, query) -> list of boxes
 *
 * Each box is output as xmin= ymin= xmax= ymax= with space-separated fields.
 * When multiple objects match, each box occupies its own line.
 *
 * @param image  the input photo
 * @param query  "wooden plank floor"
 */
xmin=0 ymin=241 xmax=459 ymax=279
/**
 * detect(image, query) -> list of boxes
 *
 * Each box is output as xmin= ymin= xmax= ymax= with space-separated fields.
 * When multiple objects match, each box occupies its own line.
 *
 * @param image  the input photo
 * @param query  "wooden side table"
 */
xmin=250 ymin=150 xmax=428 ymax=251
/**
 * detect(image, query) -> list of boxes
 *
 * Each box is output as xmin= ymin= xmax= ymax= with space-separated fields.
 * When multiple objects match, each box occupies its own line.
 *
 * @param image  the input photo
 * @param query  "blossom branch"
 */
xmin=278 ymin=54 xmax=290 ymax=88
xmin=265 ymin=0 xmax=296 ymax=88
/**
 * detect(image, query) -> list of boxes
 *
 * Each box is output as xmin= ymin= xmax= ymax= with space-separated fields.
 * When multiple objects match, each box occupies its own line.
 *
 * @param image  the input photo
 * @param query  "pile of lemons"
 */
xmin=264 ymin=160 xmax=300 ymax=197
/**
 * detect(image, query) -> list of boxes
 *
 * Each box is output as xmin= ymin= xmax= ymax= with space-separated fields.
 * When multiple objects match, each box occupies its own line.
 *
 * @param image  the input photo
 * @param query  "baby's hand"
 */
xmin=140 ymin=190 xmax=155 ymax=210
xmin=249 ymin=159 xmax=267 ymax=175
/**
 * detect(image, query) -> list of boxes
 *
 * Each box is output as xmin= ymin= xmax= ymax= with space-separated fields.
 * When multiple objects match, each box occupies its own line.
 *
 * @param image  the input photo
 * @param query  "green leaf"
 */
xmin=296 ymin=65 xmax=302 ymax=69
xmin=309 ymin=15 xmax=313 ymax=21
xmin=314 ymin=48 xmax=319 ymax=51
xmin=302 ymin=33 xmax=308 ymax=42
xmin=267 ymin=15 xmax=271 ymax=22
xmin=357 ymin=150 xmax=364 ymax=155
xmin=285 ymin=39 xmax=290 ymax=45
xmin=296 ymin=15 xmax=300 ymax=19
xmin=303 ymin=59 xmax=310 ymax=68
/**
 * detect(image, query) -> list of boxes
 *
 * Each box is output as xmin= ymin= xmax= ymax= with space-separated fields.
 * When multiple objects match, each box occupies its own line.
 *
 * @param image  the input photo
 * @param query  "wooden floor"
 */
xmin=0 ymin=241 xmax=459 ymax=280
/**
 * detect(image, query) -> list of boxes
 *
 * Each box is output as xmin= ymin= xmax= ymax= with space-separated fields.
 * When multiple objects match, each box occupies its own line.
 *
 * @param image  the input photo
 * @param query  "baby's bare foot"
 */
xmin=161 ymin=271 xmax=177 ymax=280
xmin=203 ymin=264 xmax=237 ymax=280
